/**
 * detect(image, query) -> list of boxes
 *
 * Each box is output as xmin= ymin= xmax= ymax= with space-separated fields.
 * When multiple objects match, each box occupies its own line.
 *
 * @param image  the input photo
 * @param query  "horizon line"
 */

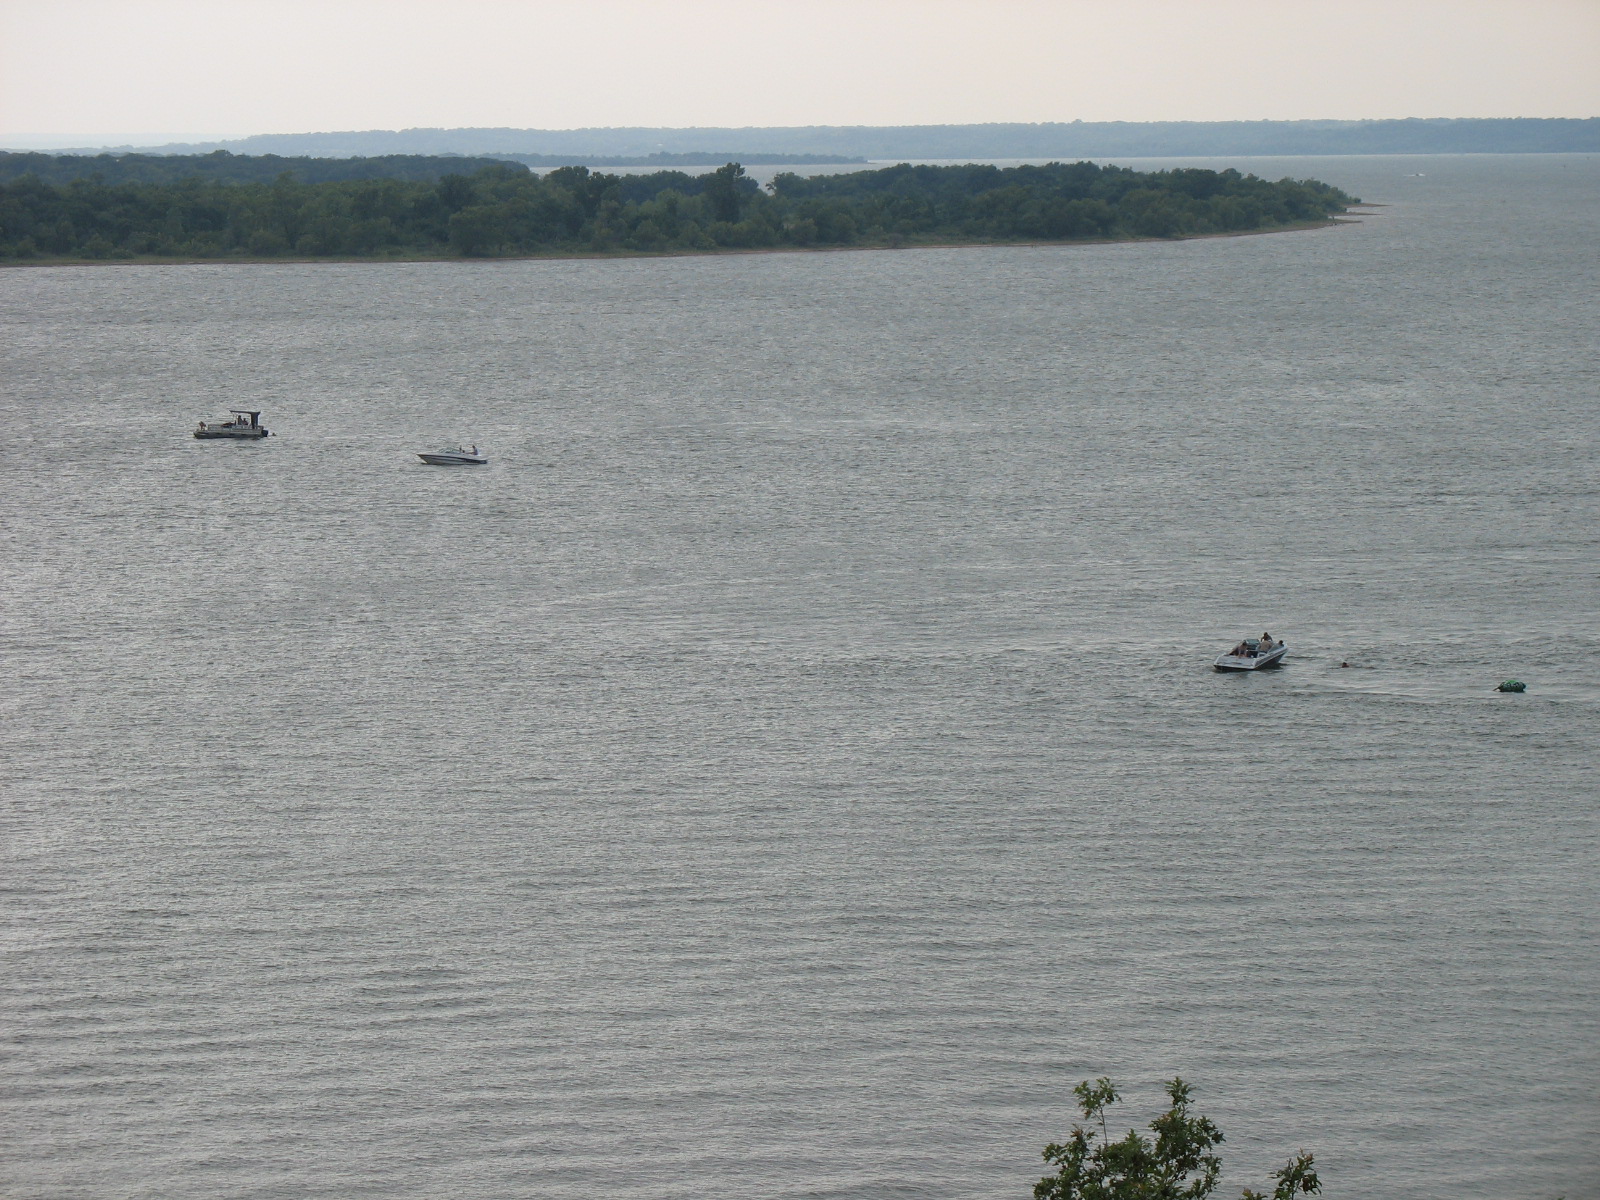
xmin=7 ymin=114 xmax=1600 ymax=147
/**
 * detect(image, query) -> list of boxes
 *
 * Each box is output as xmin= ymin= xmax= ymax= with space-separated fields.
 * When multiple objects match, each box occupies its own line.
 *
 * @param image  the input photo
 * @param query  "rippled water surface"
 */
xmin=3 ymin=155 xmax=1597 ymax=1200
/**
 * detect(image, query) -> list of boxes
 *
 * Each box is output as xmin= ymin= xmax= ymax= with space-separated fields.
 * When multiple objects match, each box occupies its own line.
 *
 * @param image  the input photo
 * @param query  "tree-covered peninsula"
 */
xmin=0 ymin=160 xmax=1357 ymax=263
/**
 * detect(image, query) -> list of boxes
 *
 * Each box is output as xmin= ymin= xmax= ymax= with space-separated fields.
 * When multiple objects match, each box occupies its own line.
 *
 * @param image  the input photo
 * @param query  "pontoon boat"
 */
xmin=195 ymin=410 xmax=270 ymax=439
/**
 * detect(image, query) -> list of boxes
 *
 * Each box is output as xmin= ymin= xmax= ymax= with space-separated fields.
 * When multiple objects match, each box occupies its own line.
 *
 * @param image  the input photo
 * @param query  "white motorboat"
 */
xmin=418 ymin=445 xmax=488 ymax=466
xmin=195 ymin=409 xmax=270 ymax=439
xmin=1214 ymin=637 xmax=1288 ymax=671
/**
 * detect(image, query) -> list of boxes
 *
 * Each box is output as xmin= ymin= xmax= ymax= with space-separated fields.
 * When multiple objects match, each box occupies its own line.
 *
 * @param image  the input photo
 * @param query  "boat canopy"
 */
xmin=229 ymin=410 xmax=262 ymax=425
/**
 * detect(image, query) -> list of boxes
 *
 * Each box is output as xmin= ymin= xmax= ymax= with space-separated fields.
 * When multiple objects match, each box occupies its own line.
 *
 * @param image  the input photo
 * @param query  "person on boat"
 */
xmin=1231 ymin=641 xmax=1250 ymax=657
xmin=1259 ymin=633 xmax=1276 ymax=651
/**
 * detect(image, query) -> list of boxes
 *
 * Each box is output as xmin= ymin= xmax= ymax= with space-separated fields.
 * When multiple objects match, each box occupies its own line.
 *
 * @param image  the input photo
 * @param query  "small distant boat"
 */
xmin=195 ymin=410 xmax=270 ymax=439
xmin=418 ymin=444 xmax=488 ymax=466
xmin=1214 ymin=637 xmax=1287 ymax=671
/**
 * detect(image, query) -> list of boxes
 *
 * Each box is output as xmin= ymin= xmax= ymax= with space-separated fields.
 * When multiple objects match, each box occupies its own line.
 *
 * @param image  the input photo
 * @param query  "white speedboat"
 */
xmin=195 ymin=409 xmax=270 ymax=439
xmin=418 ymin=445 xmax=488 ymax=466
xmin=1214 ymin=638 xmax=1288 ymax=671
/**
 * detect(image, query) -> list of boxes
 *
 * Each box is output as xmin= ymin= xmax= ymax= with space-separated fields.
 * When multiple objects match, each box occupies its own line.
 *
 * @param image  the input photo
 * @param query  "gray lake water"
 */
xmin=2 ymin=155 xmax=1597 ymax=1200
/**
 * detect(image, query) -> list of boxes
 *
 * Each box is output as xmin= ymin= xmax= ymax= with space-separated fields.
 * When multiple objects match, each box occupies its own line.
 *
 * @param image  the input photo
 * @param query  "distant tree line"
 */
xmin=0 ymin=149 xmax=521 ymax=187
xmin=72 ymin=116 xmax=1599 ymax=160
xmin=494 ymin=151 xmax=867 ymax=168
xmin=0 ymin=160 xmax=1356 ymax=261
xmin=0 ymin=149 xmax=868 ymax=187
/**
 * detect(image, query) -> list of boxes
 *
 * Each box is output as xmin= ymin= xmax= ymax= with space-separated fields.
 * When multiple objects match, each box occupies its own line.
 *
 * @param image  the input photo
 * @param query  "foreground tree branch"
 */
xmin=1034 ymin=1077 xmax=1320 ymax=1200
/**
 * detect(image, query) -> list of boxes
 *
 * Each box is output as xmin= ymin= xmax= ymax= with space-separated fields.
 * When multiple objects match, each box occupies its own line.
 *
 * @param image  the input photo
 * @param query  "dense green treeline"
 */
xmin=0 ymin=149 xmax=522 ymax=187
xmin=768 ymin=161 xmax=1354 ymax=241
xmin=0 ymin=149 xmax=867 ymax=187
xmin=495 ymin=151 xmax=867 ymax=168
xmin=0 ymin=161 xmax=1356 ymax=262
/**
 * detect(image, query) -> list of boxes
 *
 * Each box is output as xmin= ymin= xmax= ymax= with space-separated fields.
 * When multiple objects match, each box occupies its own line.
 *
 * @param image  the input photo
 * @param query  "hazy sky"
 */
xmin=2 ymin=0 xmax=1597 ymax=144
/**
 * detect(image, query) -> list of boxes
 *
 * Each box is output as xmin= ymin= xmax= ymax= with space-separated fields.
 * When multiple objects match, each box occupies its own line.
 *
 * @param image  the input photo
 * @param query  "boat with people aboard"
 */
xmin=194 ymin=410 xmax=271 ymax=439
xmin=417 ymin=444 xmax=488 ymax=466
xmin=1214 ymin=633 xmax=1287 ymax=671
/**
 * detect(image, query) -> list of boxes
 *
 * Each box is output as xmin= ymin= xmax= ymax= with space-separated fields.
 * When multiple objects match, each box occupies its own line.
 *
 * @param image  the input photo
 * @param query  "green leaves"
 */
xmin=704 ymin=161 xmax=749 ymax=224
xmin=1035 ymin=1079 xmax=1318 ymax=1200
xmin=0 ymin=158 xmax=1354 ymax=261
xmin=1254 ymin=1152 xmax=1320 ymax=1200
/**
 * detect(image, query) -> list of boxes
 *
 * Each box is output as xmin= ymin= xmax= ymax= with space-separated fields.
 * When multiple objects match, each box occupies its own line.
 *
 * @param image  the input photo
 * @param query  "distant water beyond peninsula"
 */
xmin=19 ymin=117 xmax=1600 ymax=160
